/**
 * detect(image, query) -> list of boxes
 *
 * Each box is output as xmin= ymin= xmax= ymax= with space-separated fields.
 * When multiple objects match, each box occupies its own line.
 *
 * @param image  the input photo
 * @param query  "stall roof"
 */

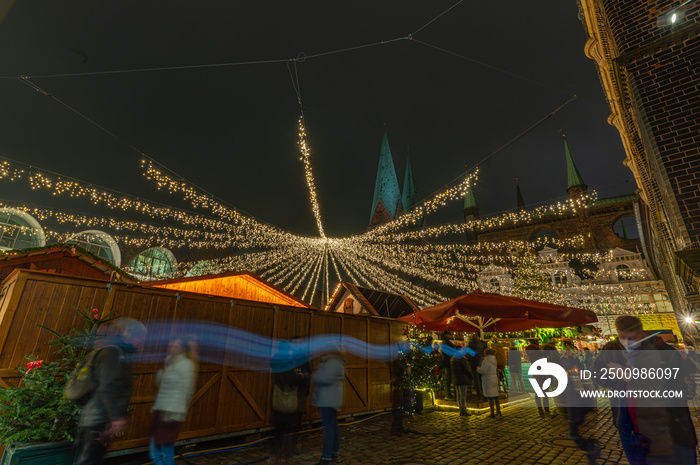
xmin=148 ymin=271 xmax=313 ymax=309
xmin=0 ymin=245 xmax=135 ymax=283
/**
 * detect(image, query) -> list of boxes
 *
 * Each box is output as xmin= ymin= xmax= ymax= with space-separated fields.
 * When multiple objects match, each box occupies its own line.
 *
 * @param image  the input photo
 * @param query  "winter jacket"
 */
xmin=440 ymin=339 xmax=455 ymax=368
xmin=507 ymin=348 xmax=522 ymax=373
xmin=78 ymin=336 xmax=135 ymax=427
xmin=468 ymin=339 xmax=487 ymax=367
xmin=450 ymin=355 xmax=474 ymax=386
xmin=153 ymin=353 xmax=196 ymax=422
xmin=491 ymin=342 xmax=507 ymax=367
xmin=477 ymin=354 xmax=499 ymax=398
xmin=312 ymin=353 xmax=346 ymax=410
xmin=270 ymin=352 xmax=306 ymax=424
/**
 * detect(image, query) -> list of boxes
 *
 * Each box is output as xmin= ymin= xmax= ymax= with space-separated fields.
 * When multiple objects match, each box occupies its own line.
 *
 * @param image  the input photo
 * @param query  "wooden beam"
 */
xmin=227 ymin=372 xmax=266 ymax=421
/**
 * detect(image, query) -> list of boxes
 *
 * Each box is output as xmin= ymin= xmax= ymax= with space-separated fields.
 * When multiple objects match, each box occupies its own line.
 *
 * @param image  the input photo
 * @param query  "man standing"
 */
xmin=594 ymin=316 xmax=697 ymax=465
xmin=75 ymin=318 xmax=147 ymax=465
xmin=468 ymin=334 xmax=487 ymax=400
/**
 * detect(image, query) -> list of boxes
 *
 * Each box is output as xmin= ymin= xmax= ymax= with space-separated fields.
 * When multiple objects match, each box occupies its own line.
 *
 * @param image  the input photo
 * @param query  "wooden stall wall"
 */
xmin=0 ymin=270 xmax=407 ymax=452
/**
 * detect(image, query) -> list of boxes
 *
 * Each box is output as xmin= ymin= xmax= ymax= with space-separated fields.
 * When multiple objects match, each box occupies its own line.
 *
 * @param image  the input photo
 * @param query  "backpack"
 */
xmin=63 ymin=346 xmax=123 ymax=405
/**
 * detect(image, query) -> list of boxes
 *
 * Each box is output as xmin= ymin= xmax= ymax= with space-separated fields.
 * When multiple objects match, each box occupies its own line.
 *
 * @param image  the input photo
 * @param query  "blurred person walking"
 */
xmin=269 ymin=340 xmax=305 ymax=465
xmin=526 ymin=340 xmax=551 ymax=418
xmin=149 ymin=337 xmax=197 ymax=465
xmin=594 ymin=316 xmax=697 ymax=465
xmin=312 ymin=344 xmax=346 ymax=465
xmin=75 ymin=318 xmax=147 ymax=465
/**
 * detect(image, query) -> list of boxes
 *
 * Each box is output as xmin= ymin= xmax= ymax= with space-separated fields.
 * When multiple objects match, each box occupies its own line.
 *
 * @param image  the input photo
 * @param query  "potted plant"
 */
xmin=0 ymin=307 xmax=117 ymax=464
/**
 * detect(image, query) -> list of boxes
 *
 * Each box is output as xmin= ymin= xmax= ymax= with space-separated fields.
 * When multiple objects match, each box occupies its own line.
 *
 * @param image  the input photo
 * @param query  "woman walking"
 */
xmin=312 ymin=344 xmax=346 ymax=465
xmin=477 ymin=349 xmax=501 ymax=418
xmin=149 ymin=337 xmax=197 ymax=465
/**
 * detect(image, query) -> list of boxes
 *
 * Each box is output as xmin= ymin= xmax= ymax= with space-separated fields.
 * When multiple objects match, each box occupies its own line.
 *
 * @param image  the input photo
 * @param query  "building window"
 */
xmin=616 ymin=264 xmax=632 ymax=281
xmin=489 ymin=278 xmax=500 ymax=292
xmin=653 ymin=293 xmax=673 ymax=313
xmin=612 ymin=216 xmax=639 ymax=239
xmin=553 ymin=274 xmax=568 ymax=286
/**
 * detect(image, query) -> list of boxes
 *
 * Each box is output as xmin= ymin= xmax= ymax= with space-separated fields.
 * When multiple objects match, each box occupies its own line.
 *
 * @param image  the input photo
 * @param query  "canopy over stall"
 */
xmin=397 ymin=289 xmax=598 ymax=339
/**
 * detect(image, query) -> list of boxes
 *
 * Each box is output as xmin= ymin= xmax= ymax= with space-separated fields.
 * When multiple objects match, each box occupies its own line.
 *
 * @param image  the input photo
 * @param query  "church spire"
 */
xmin=402 ymin=157 xmax=418 ymax=212
xmin=564 ymin=136 xmax=586 ymax=190
xmin=368 ymin=132 xmax=401 ymax=227
xmin=516 ymin=178 xmax=526 ymax=212
xmin=621 ymin=218 xmax=630 ymax=240
xmin=561 ymin=132 xmax=589 ymax=201
xmin=464 ymin=174 xmax=478 ymax=210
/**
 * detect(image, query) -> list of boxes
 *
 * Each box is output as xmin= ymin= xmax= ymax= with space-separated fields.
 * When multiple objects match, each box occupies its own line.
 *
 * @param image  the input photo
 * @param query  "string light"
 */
xmin=297 ymin=118 xmax=326 ymax=238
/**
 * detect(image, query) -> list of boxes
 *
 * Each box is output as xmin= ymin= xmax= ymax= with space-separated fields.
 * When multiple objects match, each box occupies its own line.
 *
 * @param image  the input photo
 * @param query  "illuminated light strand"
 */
xmin=292 ymin=252 xmax=322 ymax=295
xmin=297 ymin=118 xmax=326 ymax=238
xmin=303 ymin=250 xmax=325 ymax=303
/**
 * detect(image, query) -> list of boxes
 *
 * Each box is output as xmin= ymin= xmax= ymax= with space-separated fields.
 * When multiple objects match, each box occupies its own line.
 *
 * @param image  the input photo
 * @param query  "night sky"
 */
xmin=0 ymin=1 xmax=634 ymax=238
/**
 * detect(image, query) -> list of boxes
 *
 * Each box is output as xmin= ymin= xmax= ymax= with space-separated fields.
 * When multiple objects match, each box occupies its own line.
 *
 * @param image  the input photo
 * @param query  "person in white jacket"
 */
xmin=311 ymin=345 xmax=346 ymax=465
xmin=149 ymin=337 xmax=197 ymax=465
xmin=477 ymin=349 xmax=501 ymax=418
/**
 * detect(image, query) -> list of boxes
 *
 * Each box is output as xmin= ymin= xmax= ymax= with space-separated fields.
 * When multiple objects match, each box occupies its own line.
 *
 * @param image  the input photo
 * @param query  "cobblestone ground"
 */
xmin=136 ymin=401 xmax=700 ymax=465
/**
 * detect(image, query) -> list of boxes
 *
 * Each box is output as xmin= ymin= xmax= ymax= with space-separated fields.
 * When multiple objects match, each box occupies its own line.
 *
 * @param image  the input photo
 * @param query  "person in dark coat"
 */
xmin=468 ymin=334 xmax=487 ymax=400
xmin=75 ymin=318 xmax=147 ymax=465
xmin=440 ymin=332 xmax=455 ymax=400
xmin=450 ymin=343 xmax=474 ymax=416
xmin=289 ymin=336 xmax=311 ymax=448
xmin=525 ymin=340 xmax=550 ymax=418
xmin=269 ymin=341 xmax=305 ymax=465
xmin=507 ymin=345 xmax=525 ymax=394
xmin=594 ymin=316 xmax=697 ymax=465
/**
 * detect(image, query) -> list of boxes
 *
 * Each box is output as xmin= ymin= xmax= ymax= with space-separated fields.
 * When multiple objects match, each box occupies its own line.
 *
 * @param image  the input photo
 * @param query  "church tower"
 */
xmin=564 ymin=135 xmax=589 ymax=201
xmin=563 ymin=135 xmax=596 ymax=249
xmin=368 ymin=132 xmax=402 ymax=229
xmin=516 ymin=179 xmax=526 ymax=213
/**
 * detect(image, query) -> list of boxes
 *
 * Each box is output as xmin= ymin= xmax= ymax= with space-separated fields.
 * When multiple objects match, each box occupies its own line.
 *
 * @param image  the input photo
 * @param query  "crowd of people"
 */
xmin=71 ymin=320 xmax=346 ymax=465
xmin=436 ymin=316 xmax=698 ymax=465
xmin=70 ymin=315 xmax=697 ymax=465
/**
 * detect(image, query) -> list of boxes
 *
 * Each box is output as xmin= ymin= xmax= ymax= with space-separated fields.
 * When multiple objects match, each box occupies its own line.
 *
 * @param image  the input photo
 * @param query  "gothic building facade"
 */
xmin=577 ymin=0 xmax=700 ymax=338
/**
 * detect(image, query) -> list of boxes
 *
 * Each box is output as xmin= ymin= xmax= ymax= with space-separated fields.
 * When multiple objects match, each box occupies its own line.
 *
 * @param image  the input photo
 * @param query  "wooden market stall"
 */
xmin=0 ymin=269 xmax=406 ymax=453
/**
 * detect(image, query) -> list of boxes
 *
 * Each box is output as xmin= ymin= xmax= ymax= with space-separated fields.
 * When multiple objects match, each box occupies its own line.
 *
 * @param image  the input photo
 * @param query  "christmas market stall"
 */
xmin=0 ymin=269 xmax=406 ymax=456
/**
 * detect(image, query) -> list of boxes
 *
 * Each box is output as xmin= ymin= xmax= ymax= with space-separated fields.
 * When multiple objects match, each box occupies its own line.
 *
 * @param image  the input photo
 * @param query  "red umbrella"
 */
xmin=397 ymin=289 xmax=597 ymax=338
